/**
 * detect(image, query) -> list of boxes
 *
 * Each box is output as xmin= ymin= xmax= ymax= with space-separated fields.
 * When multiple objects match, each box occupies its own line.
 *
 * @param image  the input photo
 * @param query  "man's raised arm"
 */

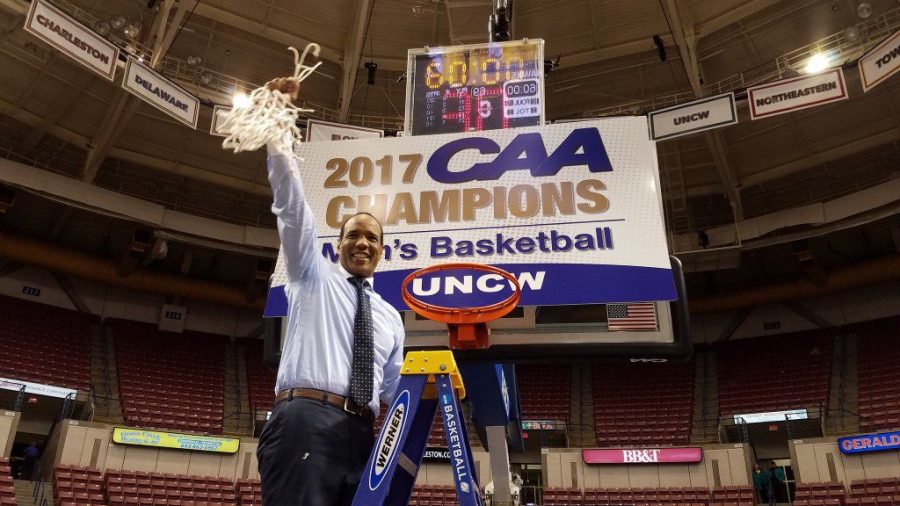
xmin=265 ymin=78 xmax=321 ymax=284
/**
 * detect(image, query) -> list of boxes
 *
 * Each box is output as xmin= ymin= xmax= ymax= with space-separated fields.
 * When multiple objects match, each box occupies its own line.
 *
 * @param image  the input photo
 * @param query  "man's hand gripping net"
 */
xmin=221 ymin=43 xmax=323 ymax=157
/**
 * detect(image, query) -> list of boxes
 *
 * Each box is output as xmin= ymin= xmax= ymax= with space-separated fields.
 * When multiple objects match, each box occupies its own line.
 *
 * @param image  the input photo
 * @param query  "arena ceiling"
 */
xmin=0 ymin=0 xmax=898 ymax=302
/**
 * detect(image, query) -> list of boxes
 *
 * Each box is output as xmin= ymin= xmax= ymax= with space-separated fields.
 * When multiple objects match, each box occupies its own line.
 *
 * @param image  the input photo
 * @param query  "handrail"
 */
xmin=2 ymin=381 xmax=27 ymax=412
xmin=31 ymin=460 xmax=49 ymax=506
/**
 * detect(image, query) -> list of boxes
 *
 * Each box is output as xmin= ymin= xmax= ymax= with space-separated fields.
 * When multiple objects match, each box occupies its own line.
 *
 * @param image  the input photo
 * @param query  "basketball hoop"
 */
xmin=401 ymin=263 xmax=521 ymax=350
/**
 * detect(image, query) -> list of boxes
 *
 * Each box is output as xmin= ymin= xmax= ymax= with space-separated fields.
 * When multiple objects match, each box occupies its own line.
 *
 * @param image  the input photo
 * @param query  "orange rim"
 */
xmin=401 ymin=263 xmax=521 ymax=324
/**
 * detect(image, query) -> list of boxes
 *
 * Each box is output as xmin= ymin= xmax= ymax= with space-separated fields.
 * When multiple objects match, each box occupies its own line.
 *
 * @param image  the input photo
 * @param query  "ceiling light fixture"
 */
xmin=199 ymin=72 xmax=213 ymax=85
xmin=94 ymin=20 xmax=111 ymax=36
xmin=857 ymin=2 xmax=872 ymax=18
xmin=845 ymin=26 xmax=861 ymax=41
xmin=186 ymin=55 xmax=202 ymax=66
xmin=804 ymin=53 xmax=829 ymax=74
xmin=110 ymin=16 xmax=126 ymax=29
xmin=232 ymin=91 xmax=251 ymax=109
xmin=124 ymin=22 xmax=141 ymax=39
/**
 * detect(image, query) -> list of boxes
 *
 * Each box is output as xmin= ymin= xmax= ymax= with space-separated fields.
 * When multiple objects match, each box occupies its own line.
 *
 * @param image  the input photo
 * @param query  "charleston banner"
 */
xmin=265 ymin=118 xmax=676 ymax=314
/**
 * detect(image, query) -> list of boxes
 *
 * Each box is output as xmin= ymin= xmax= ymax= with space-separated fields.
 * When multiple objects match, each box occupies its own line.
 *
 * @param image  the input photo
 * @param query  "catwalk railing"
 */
xmin=0 ymin=381 xmax=26 ymax=412
xmin=69 ymin=389 xmax=256 ymax=437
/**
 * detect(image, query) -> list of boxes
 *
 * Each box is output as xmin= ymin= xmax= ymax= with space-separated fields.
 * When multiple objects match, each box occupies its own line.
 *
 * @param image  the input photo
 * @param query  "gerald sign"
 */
xmin=265 ymin=119 xmax=675 ymax=315
xmin=838 ymin=431 xmax=900 ymax=454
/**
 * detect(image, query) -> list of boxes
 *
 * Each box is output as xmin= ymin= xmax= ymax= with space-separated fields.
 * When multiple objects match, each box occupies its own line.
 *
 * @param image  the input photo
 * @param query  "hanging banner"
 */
xmin=305 ymin=119 xmax=384 ymax=142
xmin=209 ymin=105 xmax=231 ymax=137
xmin=112 ymin=427 xmax=239 ymax=453
xmin=747 ymin=68 xmax=848 ymax=120
xmin=0 ymin=377 xmax=77 ymax=398
xmin=24 ymin=0 xmax=119 ymax=81
xmin=583 ymin=447 xmax=703 ymax=464
xmin=858 ymin=29 xmax=900 ymax=92
xmin=265 ymin=118 xmax=676 ymax=315
xmin=122 ymin=57 xmax=200 ymax=129
xmin=648 ymin=93 xmax=738 ymax=141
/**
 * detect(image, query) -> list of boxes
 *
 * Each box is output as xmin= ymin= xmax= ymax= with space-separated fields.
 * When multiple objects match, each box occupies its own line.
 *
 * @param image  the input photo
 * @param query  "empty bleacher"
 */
xmin=854 ymin=316 xmax=900 ymax=432
xmin=517 ymin=363 xmax=571 ymax=420
xmin=709 ymin=485 xmax=754 ymax=506
xmin=54 ymin=464 xmax=105 ymax=505
xmin=0 ymin=458 xmax=14 ymax=506
xmin=794 ymin=480 xmax=847 ymax=505
xmin=593 ymin=361 xmax=693 ymax=446
xmin=846 ymin=477 xmax=900 ymax=505
xmin=242 ymin=339 xmax=276 ymax=414
xmin=236 ymin=479 xmax=262 ymax=505
xmin=113 ymin=319 xmax=226 ymax=434
xmin=717 ymin=330 xmax=832 ymax=416
xmin=105 ymin=468 xmax=237 ymax=505
xmin=544 ymin=486 xmax=721 ymax=505
xmin=408 ymin=484 xmax=457 ymax=505
xmin=0 ymin=294 xmax=92 ymax=392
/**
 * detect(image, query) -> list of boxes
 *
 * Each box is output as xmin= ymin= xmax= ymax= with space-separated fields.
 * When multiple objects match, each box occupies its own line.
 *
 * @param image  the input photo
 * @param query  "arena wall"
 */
xmin=47 ymin=420 xmax=259 ymax=480
xmin=791 ymin=435 xmax=900 ymax=484
xmin=541 ymin=444 xmax=752 ymax=489
xmin=0 ymin=410 xmax=19 ymax=457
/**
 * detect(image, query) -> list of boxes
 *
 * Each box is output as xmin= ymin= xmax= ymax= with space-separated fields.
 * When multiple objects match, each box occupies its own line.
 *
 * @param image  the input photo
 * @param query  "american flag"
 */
xmin=606 ymin=303 xmax=658 ymax=331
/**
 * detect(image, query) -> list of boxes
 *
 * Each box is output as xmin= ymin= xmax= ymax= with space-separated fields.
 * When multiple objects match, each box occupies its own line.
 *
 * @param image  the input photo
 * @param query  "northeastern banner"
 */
xmin=266 ymin=118 xmax=676 ymax=314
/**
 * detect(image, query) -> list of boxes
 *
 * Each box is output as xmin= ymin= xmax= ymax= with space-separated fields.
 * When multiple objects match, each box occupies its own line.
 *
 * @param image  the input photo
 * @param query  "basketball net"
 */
xmin=221 ymin=43 xmax=323 ymax=157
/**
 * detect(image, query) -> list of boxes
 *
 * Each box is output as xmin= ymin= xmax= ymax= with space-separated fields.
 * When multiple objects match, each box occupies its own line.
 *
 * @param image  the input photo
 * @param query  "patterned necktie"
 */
xmin=348 ymin=276 xmax=374 ymax=408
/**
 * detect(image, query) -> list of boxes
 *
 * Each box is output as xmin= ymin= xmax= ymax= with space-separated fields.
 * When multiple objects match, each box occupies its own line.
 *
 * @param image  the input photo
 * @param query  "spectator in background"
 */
xmin=22 ymin=442 xmax=39 ymax=480
xmin=766 ymin=460 xmax=784 ymax=506
xmin=752 ymin=462 xmax=767 ymax=504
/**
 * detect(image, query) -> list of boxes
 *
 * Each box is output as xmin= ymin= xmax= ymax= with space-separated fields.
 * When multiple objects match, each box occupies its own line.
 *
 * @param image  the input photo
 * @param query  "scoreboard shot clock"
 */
xmin=404 ymin=39 xmax=545 ymax=136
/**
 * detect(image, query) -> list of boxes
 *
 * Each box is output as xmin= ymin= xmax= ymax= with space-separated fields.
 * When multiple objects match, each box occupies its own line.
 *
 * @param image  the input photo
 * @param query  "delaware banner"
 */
xmin=265 ymin=118 xmax=675 ymax=314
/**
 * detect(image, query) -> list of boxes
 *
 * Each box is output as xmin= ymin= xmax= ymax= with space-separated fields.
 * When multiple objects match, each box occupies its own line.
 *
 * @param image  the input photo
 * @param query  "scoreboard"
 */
xmin=404 ymin=39 xmax=544 ymax=136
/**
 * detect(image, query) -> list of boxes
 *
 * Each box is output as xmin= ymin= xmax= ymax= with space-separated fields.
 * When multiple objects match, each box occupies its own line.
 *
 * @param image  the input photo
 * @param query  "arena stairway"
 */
xmin=826 ymin=332 xmax=860 ymax=435
xmin=90 ymin=324 xmax=123 ymax=425
xmin=14 ymin=479 xmax=54 ymax=506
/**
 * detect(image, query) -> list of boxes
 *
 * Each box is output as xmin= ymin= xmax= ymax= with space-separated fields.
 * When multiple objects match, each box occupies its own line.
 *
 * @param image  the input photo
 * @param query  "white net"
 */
xmin=220 ymin=44 xmax=323 ymax=157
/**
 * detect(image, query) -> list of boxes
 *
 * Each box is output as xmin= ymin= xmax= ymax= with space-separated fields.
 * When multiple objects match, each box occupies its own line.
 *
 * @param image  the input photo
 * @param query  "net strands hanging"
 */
xmin=221 ymin=44 xmax=323 ymax=157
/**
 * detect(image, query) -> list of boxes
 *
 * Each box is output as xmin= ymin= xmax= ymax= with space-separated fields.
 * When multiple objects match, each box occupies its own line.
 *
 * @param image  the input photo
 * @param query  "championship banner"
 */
xmin=305 ymin=119 xmax=384 ymax=142
xmin=265 ymin=118 xmax=676 ymax=315
xmin=858 ymin=29 xmax=900 ymax=92
xmin=24 ymin=0 xmax=119 ymax=81
xmin=747 ymin=68 xmax=848 ymax=120
xmin=122 ymin=57 xmax=200 ymax=129
xmin=648 ymin=93 xmax=738 ymax=141
xmin=112 ymin=427 xmax=239 ymax=454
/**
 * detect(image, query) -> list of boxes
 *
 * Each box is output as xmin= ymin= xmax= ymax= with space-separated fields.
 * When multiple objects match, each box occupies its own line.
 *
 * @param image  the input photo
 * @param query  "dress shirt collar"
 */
xmin=337 ymin=264 xmax=375 ymax=289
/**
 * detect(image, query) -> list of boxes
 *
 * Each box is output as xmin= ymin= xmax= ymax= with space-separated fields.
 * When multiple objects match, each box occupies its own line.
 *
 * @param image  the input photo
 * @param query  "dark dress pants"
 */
xmin=257 ymin=398 xmax=375 ymax=506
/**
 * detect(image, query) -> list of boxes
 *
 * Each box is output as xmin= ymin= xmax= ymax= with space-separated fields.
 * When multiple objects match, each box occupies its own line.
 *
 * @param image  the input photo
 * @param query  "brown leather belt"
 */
xmin=275 ymin=387 xmax=374 ymax=422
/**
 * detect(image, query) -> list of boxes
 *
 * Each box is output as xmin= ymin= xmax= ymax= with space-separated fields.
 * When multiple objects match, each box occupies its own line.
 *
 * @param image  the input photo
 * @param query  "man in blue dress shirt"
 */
xmin=257 ymin=78 xmax=406 ymax=505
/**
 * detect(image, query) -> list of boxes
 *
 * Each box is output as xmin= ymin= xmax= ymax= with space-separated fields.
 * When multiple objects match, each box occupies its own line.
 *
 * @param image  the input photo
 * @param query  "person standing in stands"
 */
xmin=21 ymin=442 xmax=39 ymax=480
xmin=255 ymin=77 xmax=405 ymax=506
xmin=752 ymin=462 xmax=767 ymax=504
xmin=765 ymin=460 xmax=784 ymax=506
